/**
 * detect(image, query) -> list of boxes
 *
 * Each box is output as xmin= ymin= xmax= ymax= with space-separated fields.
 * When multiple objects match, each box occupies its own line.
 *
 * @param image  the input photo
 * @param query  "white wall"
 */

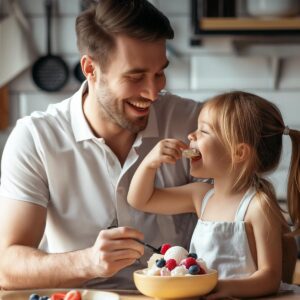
xmin=1 ymin=0 xmax=300 ymax=199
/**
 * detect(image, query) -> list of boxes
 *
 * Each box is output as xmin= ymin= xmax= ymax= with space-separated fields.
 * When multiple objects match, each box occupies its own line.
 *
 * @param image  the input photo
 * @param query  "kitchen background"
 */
xmin=1 ymin=0 xmax=300 ymax=202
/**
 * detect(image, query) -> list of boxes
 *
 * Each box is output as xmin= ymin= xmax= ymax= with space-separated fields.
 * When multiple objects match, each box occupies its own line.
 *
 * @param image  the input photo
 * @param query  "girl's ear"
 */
xmin=234 ymin=143 xmax=251 ymax=163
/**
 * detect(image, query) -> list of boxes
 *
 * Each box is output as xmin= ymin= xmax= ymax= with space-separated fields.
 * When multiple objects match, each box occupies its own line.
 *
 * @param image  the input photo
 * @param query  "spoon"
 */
xmin=134 ymin=239 xmax=162 ymax=254
xmin=107 ymin=226 xmax=161 ymax=253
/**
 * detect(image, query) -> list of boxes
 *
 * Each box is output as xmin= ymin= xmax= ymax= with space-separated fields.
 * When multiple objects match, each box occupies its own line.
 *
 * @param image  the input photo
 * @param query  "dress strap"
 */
xmin=234 ymin=188 xmax=257 ymax=222
xmin=200 ymin=189 xmax=214 ymax=219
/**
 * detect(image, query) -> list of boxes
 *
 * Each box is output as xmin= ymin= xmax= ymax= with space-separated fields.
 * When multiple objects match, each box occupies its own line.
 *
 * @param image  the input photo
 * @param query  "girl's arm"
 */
xmin=128 ymin=139 xmax=210 ymax=215
xmin=207 ymin=195 xmax=283 ymax=299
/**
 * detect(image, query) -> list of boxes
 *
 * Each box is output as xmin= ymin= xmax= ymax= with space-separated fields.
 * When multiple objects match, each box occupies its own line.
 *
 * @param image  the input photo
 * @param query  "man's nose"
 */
xmin=140 ymin=79 xmax=162 ymax=101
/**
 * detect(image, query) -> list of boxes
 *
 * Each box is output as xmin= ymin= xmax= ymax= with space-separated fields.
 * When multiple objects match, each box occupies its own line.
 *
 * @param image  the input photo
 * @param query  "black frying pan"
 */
xmin=73 ymin=0 xmax=92 ymax=83
xmin=32 ymin=0 xmax=69 ymax=92
xmin=73 ymin=61 xmax=86 ymax=83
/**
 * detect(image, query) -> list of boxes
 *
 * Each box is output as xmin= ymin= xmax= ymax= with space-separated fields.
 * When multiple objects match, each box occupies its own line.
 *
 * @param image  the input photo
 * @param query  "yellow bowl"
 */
xmin=133 ymin=268 xmax=218 ymax=300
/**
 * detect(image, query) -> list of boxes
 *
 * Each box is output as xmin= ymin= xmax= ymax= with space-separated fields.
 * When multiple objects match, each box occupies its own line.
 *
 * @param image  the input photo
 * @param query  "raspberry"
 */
xmin=180 ymin=257 xmax=197 ymax=269
xmin=165 ymin=258 xmax=177 ymax=271
xmin=160 ymin=243 xmax=171 ymax=255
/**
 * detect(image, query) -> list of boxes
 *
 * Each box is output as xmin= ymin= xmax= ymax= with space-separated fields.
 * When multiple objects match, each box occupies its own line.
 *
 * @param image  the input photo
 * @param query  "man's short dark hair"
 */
xmin=76 ymin=0 xmax=174 ymax=70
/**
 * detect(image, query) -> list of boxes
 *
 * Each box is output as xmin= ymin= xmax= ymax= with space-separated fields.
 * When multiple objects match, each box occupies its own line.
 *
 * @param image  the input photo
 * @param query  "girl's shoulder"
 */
xmin=190 ymin=181 xmax=213 ymax=215
xmin=245 ymin=191 xmax=284 ymax=228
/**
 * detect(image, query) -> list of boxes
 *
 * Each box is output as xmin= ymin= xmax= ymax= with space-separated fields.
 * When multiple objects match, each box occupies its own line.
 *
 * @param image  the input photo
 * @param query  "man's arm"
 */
xmin=0 ymin=198 xmax=144 ymax=289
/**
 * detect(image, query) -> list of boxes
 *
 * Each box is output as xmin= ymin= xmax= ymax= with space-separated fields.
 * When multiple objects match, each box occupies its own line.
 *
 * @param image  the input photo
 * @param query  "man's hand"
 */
xmin=143 ymin=138 xmax=188 ymax=169
xmin=88 ymin=226 xmax=145 ymax=277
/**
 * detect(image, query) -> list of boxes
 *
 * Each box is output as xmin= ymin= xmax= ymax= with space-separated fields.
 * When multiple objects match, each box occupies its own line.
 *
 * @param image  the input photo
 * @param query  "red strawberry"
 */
xmin=160 ymin=243 xmax=171 ymax=255
xmin=50 ymin=293 xmax=66 ymax=300
xmin=180 ymin=257 xmax=197 ymax=269
xmin=64 ymin=290 xmax=81 ymax=300
xmin=165 ymin=258 xmax=177 ymax=271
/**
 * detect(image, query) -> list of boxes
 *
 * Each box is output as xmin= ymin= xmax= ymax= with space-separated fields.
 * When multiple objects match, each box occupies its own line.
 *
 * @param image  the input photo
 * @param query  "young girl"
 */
xmin=127 ymin=91 xmax=300 ymax=299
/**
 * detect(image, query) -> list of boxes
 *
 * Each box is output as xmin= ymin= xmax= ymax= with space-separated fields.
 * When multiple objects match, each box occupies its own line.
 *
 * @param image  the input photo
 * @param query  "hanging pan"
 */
xmin=73 ymin=61 xmax=86 ymax=83
xmin=32 ymin=0 xmax=69 ymax=92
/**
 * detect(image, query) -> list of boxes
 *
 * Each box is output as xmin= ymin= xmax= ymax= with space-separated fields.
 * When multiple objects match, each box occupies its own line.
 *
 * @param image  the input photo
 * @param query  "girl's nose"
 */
xmin=188 ymin=132 xmax=196 ymax=141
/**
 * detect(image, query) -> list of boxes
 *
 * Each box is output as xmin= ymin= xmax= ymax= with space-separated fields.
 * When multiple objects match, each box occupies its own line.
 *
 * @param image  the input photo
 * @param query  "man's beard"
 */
xmin=96 ymin=84 xmax=149 ymax=134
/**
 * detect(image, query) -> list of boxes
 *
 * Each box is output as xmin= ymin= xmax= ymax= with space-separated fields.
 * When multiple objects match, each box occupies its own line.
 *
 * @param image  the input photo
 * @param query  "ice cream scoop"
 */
xmin=164 ymin=246 xmax=189 ymax=264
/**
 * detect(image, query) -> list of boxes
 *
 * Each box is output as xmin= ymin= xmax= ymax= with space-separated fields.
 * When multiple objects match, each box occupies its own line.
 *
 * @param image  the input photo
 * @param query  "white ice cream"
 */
xmin=145 ymin=265 xmax=161 ymax=276
xmin=171 ymin=265 xmax=189 ymax=276
xmin=164 ymin=246 xmax=188 ymax=264
xmin=160 ymin=267 xmax=171 ymax=276
xmin=147 ymin=253 xmax=164 ymax=268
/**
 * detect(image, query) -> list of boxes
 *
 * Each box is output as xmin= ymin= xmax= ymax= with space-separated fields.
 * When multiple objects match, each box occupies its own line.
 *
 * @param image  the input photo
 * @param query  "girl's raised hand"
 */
xmin=143 ymin=138 xmax=188 ymax=169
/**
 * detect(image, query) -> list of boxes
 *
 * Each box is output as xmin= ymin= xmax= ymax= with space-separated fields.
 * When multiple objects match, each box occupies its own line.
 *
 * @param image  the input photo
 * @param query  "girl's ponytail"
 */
xmin=255 ymin=175 xmax=287 ymax=228
xmin=287 ymin=129 xmax=300 ymax=235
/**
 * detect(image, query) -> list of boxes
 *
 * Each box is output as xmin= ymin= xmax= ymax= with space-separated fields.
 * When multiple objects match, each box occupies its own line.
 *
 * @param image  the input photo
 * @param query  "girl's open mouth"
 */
xmin=182 ymin=148 xmax=201 ymax=160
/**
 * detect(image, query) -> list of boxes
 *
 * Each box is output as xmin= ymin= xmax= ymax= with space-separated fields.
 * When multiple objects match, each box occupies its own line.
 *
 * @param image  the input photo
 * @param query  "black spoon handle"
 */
xmin=134 ymin=239 xmax=161 ymax=254
xmin=106 ymin=226 xmax=161 ymax=254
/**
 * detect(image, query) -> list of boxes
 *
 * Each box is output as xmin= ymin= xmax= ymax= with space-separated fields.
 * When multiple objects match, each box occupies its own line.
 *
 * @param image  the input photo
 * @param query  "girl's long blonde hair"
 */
xmin=203 ymin=91 xmax=300 ymax=234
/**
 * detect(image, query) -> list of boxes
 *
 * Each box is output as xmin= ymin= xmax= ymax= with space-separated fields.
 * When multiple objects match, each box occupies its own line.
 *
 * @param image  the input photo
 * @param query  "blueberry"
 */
xmin=188 ymin=264 xmax=200 ymax=275
xmin=29 ymin=294 xmax=40 ymax=300
xmin=155 ymin=258 xmax=166 ymax=268
xmin=187 ymin=252 xmax=198 ymax=259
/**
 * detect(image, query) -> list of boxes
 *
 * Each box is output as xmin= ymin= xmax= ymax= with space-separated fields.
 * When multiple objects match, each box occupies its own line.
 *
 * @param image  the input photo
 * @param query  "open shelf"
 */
xmin=199 ymin=18 xmax=300 ymax=31
xmin=191 ymin=0 xmax=300 ymax=38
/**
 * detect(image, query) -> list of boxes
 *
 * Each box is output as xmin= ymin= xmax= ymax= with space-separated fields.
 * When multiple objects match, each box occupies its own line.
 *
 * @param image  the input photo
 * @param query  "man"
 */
xmin=0 ymin=0 xmax=296 ymax=291
xmin=0 ymin=0 xmax=200 ymax=290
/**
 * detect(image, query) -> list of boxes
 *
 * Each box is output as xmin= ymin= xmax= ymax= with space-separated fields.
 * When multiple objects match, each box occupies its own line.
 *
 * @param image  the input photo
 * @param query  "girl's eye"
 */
xmin=200 ymin=130 xmax=208 ymax=134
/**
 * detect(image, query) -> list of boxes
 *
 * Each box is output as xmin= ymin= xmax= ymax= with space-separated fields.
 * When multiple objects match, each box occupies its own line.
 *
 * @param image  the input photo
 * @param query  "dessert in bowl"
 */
xmin=133 ymin=244 xmax=218 ymax=299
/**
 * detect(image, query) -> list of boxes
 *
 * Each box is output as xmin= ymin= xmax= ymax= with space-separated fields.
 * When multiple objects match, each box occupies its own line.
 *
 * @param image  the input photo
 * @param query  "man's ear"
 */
xmin=81 ymin=55 xmax=96 ymax=80
xmin=234 ymin=143 xmax=251 ymax=163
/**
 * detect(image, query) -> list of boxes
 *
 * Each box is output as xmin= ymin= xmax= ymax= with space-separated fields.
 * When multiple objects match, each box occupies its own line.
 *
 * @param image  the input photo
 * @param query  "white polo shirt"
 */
xmin=0 ymin=83 xmax=202 ymax=289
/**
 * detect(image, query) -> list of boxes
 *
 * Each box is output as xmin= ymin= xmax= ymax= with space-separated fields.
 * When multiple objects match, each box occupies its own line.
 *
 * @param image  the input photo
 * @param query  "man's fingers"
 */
xmin=98 ymin=238 xmax=144 ymax=256
xmin=100 ymin=226 xmax=144 ymax=241
xmin=107 ymin=248 xmax=143 ymax=261
xmin=90 ymin=227 xmax=145 ymax=277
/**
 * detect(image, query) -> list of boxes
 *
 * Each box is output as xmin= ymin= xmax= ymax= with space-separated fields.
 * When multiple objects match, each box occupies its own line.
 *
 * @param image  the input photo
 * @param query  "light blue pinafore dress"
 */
xmin=190 ymin=188 xmax=257 ymax=279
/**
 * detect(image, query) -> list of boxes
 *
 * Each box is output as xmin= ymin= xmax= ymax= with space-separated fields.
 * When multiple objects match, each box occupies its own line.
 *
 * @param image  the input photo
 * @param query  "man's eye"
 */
xmin=156 ymin=72 xmax=164 ymax=77
xmin=128 ymin=75 xmax=143 ymax=82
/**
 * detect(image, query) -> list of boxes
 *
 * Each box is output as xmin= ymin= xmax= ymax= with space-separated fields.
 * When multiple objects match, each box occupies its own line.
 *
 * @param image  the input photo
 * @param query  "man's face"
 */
xmin=94 ymin=35 xmax=169 ymax=133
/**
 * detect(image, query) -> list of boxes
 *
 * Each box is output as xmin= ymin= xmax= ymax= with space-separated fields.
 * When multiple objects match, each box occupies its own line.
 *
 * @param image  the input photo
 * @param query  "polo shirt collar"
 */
xmin=70 ymin=81 xmax=95 ymax=142
xmin=70 ymin=81 xmax=159 ymax=143
xmin=133 ymin=105 xmax=159 ymax=148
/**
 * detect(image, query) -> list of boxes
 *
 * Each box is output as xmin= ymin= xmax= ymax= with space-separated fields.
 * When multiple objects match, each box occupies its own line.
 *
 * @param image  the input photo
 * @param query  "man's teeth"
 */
xmin=128 ymin=100 xmax=151 ymax=109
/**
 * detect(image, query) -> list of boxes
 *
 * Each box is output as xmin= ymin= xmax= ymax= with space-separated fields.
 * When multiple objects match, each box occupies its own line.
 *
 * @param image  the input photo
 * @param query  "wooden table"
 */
xmin=117 ymin=289 xmax=300 ymax=299
xmin=1 ymin=289 xmax=299 ymax=300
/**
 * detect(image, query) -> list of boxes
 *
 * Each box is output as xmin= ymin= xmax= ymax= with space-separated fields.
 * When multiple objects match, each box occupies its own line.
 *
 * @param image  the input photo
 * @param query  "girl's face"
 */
xmin=188 ymin=106 xmax=231 ymax=179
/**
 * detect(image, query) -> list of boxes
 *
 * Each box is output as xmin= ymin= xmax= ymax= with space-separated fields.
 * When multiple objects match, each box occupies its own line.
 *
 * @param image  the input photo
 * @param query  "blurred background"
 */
xmin=1 ymin=0 xmax=300 ymax=262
